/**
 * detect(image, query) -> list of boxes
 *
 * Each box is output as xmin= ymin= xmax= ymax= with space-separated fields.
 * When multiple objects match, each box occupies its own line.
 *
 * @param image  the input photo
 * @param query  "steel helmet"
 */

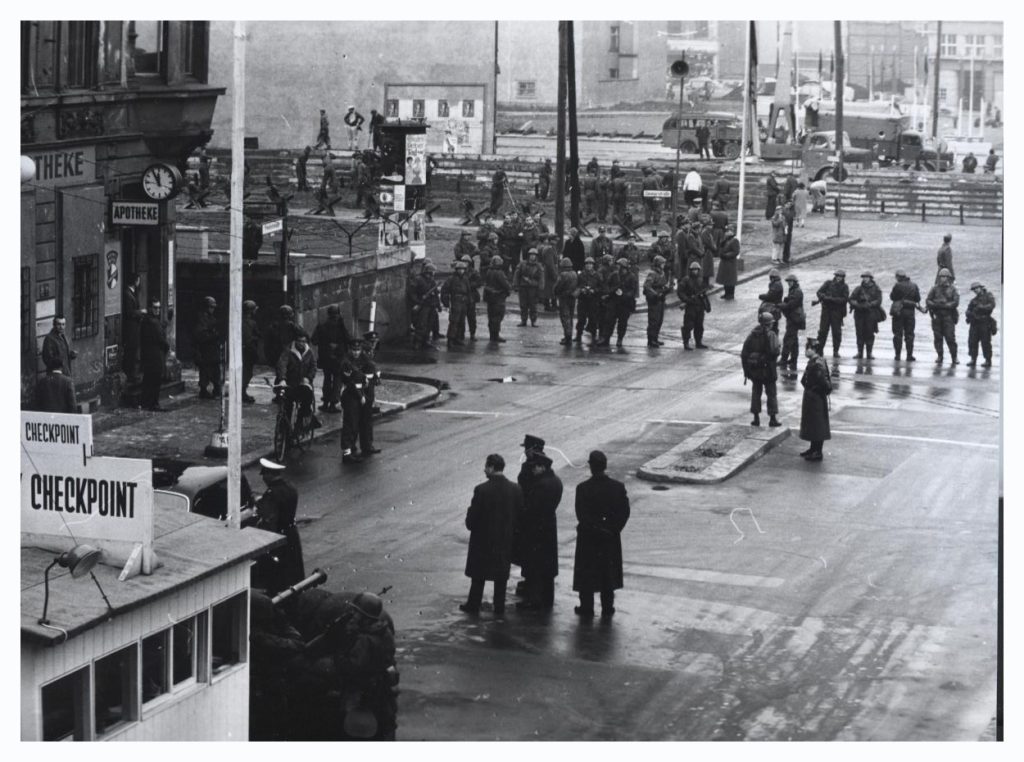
xmin=491 ymin=255 xmax=504 ymax=267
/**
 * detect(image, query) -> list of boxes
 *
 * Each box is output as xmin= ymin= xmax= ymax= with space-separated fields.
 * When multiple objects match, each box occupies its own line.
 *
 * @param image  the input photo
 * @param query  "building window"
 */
xmin=142 ymin=630 xmax=170 ymax=703
xmin=94 ymin=644 xmax=139 ymax=737
xmin=993 ymin=35 xmax=1002 ymax=58
xmin=64 ymin=21 xmax=97 ymax=88
xmin=22 ymin=268 xmax=32 ymax=355
xmin=41 ymin=668 xmax=90 ymax=741
xmin=72 ymin=255 xmax=99 ymax=339
xmin=211 ymin=593 xmax=248 ymax=675
xmin=173 ymin=618 xmax=198 ymax=685
xmin=461 ymin=100 xmax=475 ymax=118
xmin=516 ymin=80 xmax=537 ymax=98
xmin=940 ymin=33 xmax=957 ymax=57
xmin=26 ymin=20 xmax=58 ymax=90
xmin=437 ymin=99 xmax=449 ymax=117
xmin=610 ymin=25 xmax=620 ymax=52
xmin=939 ymin=87 xmax=948 ymax=104
xmin=128 ymin=21 xmax=164 ymax=77
xmin=963 ymin=34 xmax=984 ymax=58
xmin=179 ymin=21 xmax=207 ymax=79
xmin=609 ymin=68 xmax=619 ymax=80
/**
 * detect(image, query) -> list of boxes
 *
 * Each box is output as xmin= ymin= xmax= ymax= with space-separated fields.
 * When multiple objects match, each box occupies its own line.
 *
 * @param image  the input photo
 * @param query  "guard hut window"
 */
xmin=178 ymin=21 xmax=208 ymax=80
xmin=41 ymin=667 xmax=90 ymax=741
xmin=94 ymin=644 xmax=139 ymax=737
xmin=172 ymin=617 xmax=198 ymax=685
xmin=72 ymin=254 xmax=99 ymax=340
xmin=141 ymin=630 xmax=170 ymax=703
xmin=211 ymin=592 xmax=248 ymax=676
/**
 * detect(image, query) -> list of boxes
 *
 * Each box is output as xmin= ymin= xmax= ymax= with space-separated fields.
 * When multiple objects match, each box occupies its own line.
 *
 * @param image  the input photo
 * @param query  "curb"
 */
xmin=237 ymin=373 xmax=442 ymax=468
xmin=637 ymin=422 xmax=791 ymax=485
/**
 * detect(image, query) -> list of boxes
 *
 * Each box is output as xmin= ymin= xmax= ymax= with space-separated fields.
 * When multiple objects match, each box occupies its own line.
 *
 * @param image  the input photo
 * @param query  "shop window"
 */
xmin=41 ymin=667 xmax=89 ymax=741
xmin=142 ymin=630 xmax=170 ymax=703
xmin=211 ymin=593 xmax=248 ymax=675
xmin=72 ymin=255 xmax=99 ymax=339
xmin=437 ymin=99 xmax=449 ymax=117
xmin=94 ymin=644 xmax=138 ymax=737
xmin=128 ymin=21 xmax=164 ymax=77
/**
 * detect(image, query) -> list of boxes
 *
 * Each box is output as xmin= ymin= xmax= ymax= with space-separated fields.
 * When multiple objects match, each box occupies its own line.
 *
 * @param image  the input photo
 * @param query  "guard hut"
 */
xmin=20 ymin=410 xmax=282 ymax=741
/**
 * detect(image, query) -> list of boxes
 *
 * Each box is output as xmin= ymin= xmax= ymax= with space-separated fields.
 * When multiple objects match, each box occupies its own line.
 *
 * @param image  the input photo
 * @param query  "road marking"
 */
xmin=830 ymin=429 xmax=998 ymax=449
xmin=423 ymin=409 xmax=514 ymax=417
xmin=647 ymin=418 xmax=717 ymax=425
xmin=627 ymin=563 xmax=785 ymax=588
xmin=730 ymin=506 xmax=766 ymax=544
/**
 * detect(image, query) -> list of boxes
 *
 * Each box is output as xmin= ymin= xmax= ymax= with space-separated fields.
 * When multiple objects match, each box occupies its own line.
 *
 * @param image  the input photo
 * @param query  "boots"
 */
xmin=751 ymin=414 xmax=761 ymax=427
xmin=967 ymin=356 xmax=977 ymax=367
xmin=768 ymin=415 xmax=782 ymax=427
xmin=905 ymin=340 xmax=915 ymax=362
xmin=573 ymin=330 xmax=583 ymax=344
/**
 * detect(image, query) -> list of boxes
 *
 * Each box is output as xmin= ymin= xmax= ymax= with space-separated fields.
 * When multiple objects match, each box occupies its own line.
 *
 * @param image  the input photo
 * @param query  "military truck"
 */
xmin=761 ymin=130 xmax=874 ymax=181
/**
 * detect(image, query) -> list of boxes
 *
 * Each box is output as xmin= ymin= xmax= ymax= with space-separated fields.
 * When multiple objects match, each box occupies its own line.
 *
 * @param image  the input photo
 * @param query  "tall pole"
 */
xmin=492 ymin=21 xmax=499 ymax=154
xmin=932 ymin=21 xmax=942 ymax=139
xmin=834 ymin=20 xmax=844 ymax=239
xmin=737 ymin=22 xmax=751 ymax=247
xmin=671 ymin=58 xmax=684 ymax=250
xmin=566 ymin=21 xmax=580 ymax=228
xmin=227 ymin=21 xmax=246 ymax=529
xmin=555 ymin=21 xmax=566 ymax=244
xmin=968 ymin=49 xmax=975 ymax=138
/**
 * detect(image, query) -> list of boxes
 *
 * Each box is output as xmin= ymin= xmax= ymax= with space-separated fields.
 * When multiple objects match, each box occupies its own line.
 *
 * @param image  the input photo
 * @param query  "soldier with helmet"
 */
xmin=650 ymin=230 xmax=676 ymax=289
xmin=677 ymin=261 xmax=710 ymax=350
xmin=590 ymin=225 xmax=614 ymax=260
xmin=483 ymin=254 xmax=512 ymax=343
xmin=758 ymin=268 xmax=784 ymax=331
xmin=193 ymin=295 xmax=223 ymax=399
xmin=406 ymin=260 xmax=441 ymax=350
xmin=741 ymin=312 xmax=782 ymax=428
xmin=512 ymin=248 xmax=545 ymax=327
xmin=597 ymin=257 xmax=637 ymax=348
xmin=574 ymin=257 xmax=602 ymax=344
xmin=463 ymin=254 xmax=483 ymax=341
xmin=643 ymin=255 xmax=672 ymax=348
xmin=936 ymin=233 xmax=955 ymax=283
xmin=440 ymin=259 xmax=474 ymax=347
xmin=242 ymin=299 xmax=261 ymax=404
xmin=965 ymin=281 xmax=996 ymax=368
xmin=553 ymin=257 xmax=579 ymax=346
xmin=539 ymin=233 xmax=559 ymax=311
xmin=778 ymin=273 xmax=806 ymax=376
xmin=619 ymin=235 xmax=642 ymax=295
xmin=698 ymin=214 xmax=717 ymax=287
xmin=848 ymin=271 xmax=884 ymax=359
xmin=454 ymin=229 xmax=477 ymax=263
xmin=889 ymin=269 xmax=924 ymax=361
xmin=815 ymin=269 xmax=850 ymax=357
xmin=926 ymin=268 xmax=960 ymax=365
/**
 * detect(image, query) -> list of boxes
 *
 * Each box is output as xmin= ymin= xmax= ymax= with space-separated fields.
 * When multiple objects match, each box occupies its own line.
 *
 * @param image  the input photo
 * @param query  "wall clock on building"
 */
xmin=141 ymin=163 xmax=183 ymax=201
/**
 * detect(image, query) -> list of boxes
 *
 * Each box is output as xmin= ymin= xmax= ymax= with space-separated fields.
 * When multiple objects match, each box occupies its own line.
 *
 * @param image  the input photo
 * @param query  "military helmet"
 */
xmin=584 ymin=257 xmax=596 ymax=265
xmin=652 ymin=255 xmax=666 ymax=267
xmin=768 ymin=268 xmax=781 ymax=278
xmin=937 ymin=267 xmax=952 ymax=278
xmin=689 ymin=262 xmax=702 ymax=271
xmin=350 ymin=592 xmax=384 ymax=620
xmin=784 ymin=274 xmax=798 ymax=282
xmin=491 ymin=255 xmax=504 ymax=267
xmin=527 ymin=247 xmax=539 ymax=256
xmin=243 ymin=299 xmax=258 ymax=312
xmin=894 ymin=269 xmax=907 ymax=279
xmin=453 ymin=260 xmax=468 ymax=270
xmin=833 ymin=269 xmax=846 ymax=278
xmin=559 ymin=257 xmax=573 ymax=268
xmin=615 ymin=257 xmax=629 ymax=268
xmin=860 ymin=270 xmax=873 ymax=279
xmin=758 ymin=311 xmax=774 ymax=325
xmin=970 ymin=281 xmax=983 ymax=290
xmin=203 ymin=295 xmax=217 ymax=307
xmin=279 ymin=304 xmax=295 ymax=317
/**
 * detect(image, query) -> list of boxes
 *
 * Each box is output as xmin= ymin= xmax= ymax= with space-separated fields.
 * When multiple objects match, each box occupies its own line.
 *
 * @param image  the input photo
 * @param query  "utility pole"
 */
xmin=227 ymin=20 xmax=246 ymax=529
xmin=670 ymin=54 xmax=688 ymax=254
xmin=555 ymin=21 xmax=567 ymax=244
xmin=566 ymin=21 xmax=580 ymax=228
xmin=834 ymin=21 xmax=844 ymax=239
xmin=932 ymin=21 xmax=942 ymax=139
xmin=493 ymin=21 xmax=499 ymax=154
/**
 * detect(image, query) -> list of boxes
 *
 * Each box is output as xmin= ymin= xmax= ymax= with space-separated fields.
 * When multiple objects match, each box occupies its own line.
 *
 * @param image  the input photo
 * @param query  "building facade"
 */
xmin=20 ymin=21 xmax=224 ymax=409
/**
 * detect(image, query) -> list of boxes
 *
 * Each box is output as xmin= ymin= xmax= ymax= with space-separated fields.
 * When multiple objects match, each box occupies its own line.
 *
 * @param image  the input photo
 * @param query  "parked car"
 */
xmin=153 ymin=458 xmax=257 ymax=525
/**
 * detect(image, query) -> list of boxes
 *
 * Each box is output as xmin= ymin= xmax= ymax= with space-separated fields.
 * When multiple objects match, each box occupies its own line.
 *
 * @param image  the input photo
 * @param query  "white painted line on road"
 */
xmin=647 ymin=418 xmax=717 ymax=425
xmin=830 ymin=429 xmax=998 ymax=450
xmin=730 ymin=506 xmax=766 ymax=544
xmin=627 ymin=563 xmax=785 ymax=588
xmin=423 ymin=409 xmax=514 ymax=417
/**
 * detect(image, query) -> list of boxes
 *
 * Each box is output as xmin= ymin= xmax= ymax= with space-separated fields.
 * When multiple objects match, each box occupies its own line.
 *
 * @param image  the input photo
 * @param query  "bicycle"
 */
xmin=270 ymin=381 xmax=316 ymax=461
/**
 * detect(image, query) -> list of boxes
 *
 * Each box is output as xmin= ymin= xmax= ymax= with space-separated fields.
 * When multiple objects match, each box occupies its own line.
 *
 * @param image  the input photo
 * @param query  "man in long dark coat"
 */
xmin=462 ymin=453 xmax=522 ymax=617
xmin=35 ymin=356 xmax=77 ymax=413
xmin=242 ymin=300 xmax=261 ymax=404
xmin=311 ymin=305 xmax=351 ymax=410
xmin=715 ymin=226 xmax=740 ymax=300
xmin=122 ymin=273 xmax=144 ymax=381
xmin=483 ymin=255 xmax=512 ymax=343
xmin=252 ymin=457 xmax=306 ymax=595
xmin=890 ymin=269 xmax=923 ymax=362
xmin=573 ymin=450 xmax=630 ymax=619
xmin=139 ymin=299 xmax=169 ymax=411
xmin=41 ymin=316 xmax=77 ymax=377
xmin=562 ymin=227 xmax=586 ymax=272
xmin=799 ymin=340 xmax=832 ymax=461
xmin=765 ymin=171 xmax=780 ymax=219
xmin=516 ymin=453 xmax=563 ymax=611
xmin=848 ymin=271 xmax=884 ymax=359
xmin=816 ymin=269 xmax=850 ymax=358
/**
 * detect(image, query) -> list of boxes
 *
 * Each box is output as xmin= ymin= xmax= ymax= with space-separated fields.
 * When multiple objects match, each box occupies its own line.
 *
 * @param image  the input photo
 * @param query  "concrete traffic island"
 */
xmin=637 ymin=422 xmax=790 ymax=484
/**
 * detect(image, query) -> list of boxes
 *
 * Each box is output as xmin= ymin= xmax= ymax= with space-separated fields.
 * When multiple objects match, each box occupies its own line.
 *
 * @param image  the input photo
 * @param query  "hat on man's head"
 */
xmin=970 ymin=281 xmax=983 ymax=290
xmin=689 ymin=262 xmax=702 ymax=271
xmin=363 ymin=331 xmax=379 ymax=342
xmin=658 ymin=231 xmax=669 ymax=238
xmin=529 ymin=453 xmax=553 ymax=470
xmin=454 ymin=260 xmax=468 ymax=269
xmin=568 ymin=227 xmax=579 ymax=236
xmin=834 ymin=269 xmax=846 ymax=277
xmin=759 ymin=311 xmax=775 ymax=325
xmin=768 ymin=268 xmax=781 ymax=278
xmin=616 ymin=258 xmax=630 ymax=268
xmin=860 ymin=271 xmax=873 ymax=279
xmin=785 ymin=273 xmax=798 ymax=282
xmin=259 ymin=457 xmax=286 ymax=474
xmin=203 ymin=296 xmax=217 ymax=307
xmin=521 ymin=434 xmax=545 ymax=450
xmin=894 ymin=269 xmax=907 ymax=279
xmin=587 ymin=450 xmax=607 ymax=469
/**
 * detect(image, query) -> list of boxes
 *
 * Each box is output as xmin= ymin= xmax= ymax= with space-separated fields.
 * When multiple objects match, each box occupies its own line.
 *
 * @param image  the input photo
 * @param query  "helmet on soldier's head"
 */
xmin=652 ymin=255 xmax=666 ymax=267
xmin=460 ymin=254 xmax=473 ymax=263
xmin=894 ymin=269 xmax=907 ymax=279
xmin=527 ymin=248 xmax=539 ymax=256
xmin=243 ymin=299 xmax=258 ymax=312
xmin=454 ymin=260 xmax=468 ymax=270
xmin=491 ymin=255 xmax=504 ymax=267
xmin=689 ymin=262 xmax=702 ymax=272
xmin=937 ymin=267 xmax=952 ymax=278
xmin=279 ymin=305 xmax=295 ymax=317
xmin=559 ymin=257 xmax=573 ymax=268
xmin=584 ymin=257 xmax=596 ymax=266
xmin=615 ymin=257 xmax=629 ymax=268
xmin=768 ymin=268 xmax=781 ymax=278
xmin=488 ymin=233 xmax=499 ymax=242
xmin=658 ymin=232 xmax=669 ymax=238
xmin=785 ymin=274 xmax=798 ymax=283
xmin=860 ymin=271 xmax=873 ymax=279
xmin=601 ymin=254 xmax=613 ymax=264
xmin=759 ymin=311 xmax=775 ymax=325
xmin=350 ymin=592 xmax=384 ymax=620
xmin=970 ymin=281 xmax=983 ymax=291
xmin=423 ymin=262 xmax=436 ymax=272
xmin=203 ymin=296 xmax=217 ymax=307
xmin=833 ymin=269 xmax=846 ymax=278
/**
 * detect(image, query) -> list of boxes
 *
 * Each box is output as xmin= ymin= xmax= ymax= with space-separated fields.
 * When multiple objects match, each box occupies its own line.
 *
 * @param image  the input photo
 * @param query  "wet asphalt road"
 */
xmin=247 ymin=216 xmax=1001 ymax=741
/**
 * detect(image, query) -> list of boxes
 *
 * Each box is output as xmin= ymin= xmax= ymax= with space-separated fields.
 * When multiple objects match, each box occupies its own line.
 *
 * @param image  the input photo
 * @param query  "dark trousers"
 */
xmin=750 ymin=378 xmax=778 ymax=415
xmin=242 ymin=353 xmax=256 ymax=396
xmin=721 ymin=284 xmax=736 ymax=299
xmin=602 ymin=305 xmax=631 ymax=342
xmin=558 ymin=297 xmax=576 ymax=341
xmin=141 ymin=365 xmax=162 ymax=409
xmin=780 ymin=323 xmax=800 ymax=368
xmin=892 ymin=313 xmax=916 ymax=356
xmin=411 ymin=306 xmax=436 ymax=347
xmin=486 ymin=300 xmax=506 ymax=338
xmin=817 ymin=309 xmax=844 ymax=354
xmin=198 ymin=361 xmax=222 ymax=395
xmin=467 ymin=302 xmax=478 ymax=337
xmin=321 ymin=367 xmax=340 ymax=405
xmin=931 ymin=313 xmax=958 ymax=358
xmin=467 ymin=577 xmax=507 ymax=612
xmin=489 ymin=189 xmax=503 ymax=215
xmin=524 ymin=575 xmax=555 ymax=607
xmin=576 ymin=298 xmax=599 ymax=337
xmin=518 ymin=287 xmax=539 ymax=324
xmin=682 ymin=306 xmax=705 ymax=344
xmin=340 ymin=392 xmax=362 ymax=453
xmin=647 ymin=300 xmax=665 ymax=343
xmin=447 ymin=302 xmax=469 ymax=341
xmin=968 ymin=319 xmax=992 ymax=361
xmin=853 ymin=312 xmax=877 ymax=354
xmin=359 ymin=400 xmax=375 ymax=451
xmin=577 ymin=589 xmax=614 ymax=614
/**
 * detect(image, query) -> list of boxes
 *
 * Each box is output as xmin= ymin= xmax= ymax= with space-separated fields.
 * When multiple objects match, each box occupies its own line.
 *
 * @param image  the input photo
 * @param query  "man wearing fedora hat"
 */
xmin=572 ymin=450 xmax=630 ymax=619
xmin=516 ymin=452 xmax=563 ymax=611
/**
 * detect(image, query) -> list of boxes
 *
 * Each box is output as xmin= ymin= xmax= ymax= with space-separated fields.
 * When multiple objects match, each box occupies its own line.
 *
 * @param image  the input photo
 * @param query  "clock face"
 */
xmin=142 ymin=164 xmax=181 ymax=200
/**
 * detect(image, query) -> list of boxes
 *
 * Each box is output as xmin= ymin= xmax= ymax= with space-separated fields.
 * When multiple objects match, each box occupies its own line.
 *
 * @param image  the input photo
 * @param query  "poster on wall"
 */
xmin=405 ymin=134 xmax=427 ymax=186
xmin=104 ymin=241 xmax=121 ymax=317
xmin=408 ymin=211 xmax=426 ymax=259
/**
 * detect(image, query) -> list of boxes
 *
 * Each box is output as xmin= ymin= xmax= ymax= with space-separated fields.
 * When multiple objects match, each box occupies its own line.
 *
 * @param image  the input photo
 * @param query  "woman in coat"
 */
xmin=799 ymin=340 xmax=832 ymax=461
xmin=715 ymin=226 xmax=740 ymax=300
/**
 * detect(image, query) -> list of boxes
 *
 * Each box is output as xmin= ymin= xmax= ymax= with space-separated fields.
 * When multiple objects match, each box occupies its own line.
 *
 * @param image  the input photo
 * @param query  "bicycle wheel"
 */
xmin=274 ymin=412 xmax=290 ymax=461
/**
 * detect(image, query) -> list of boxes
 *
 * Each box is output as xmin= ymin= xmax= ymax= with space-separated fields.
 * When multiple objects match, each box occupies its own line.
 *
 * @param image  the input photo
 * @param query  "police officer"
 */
xmin=598 ymin=258 xmax=637 ymax=348
xmin=251 ymin=458 xmax=306 ymax=594
xmin=677 ymin=262 xmax=710 ymax=350
xmin=965 ymin=281 xmax=996 ymax=368
xmin=590 ymin=226 xmax=614 ymax=260
xmin=575 ymin=257 xmax=602 ymax=344
xmin=339 ymin=337 xmax=369 ymax=463
xmin=356 ymin=333 xmax=382 ymax=455
xmin=483 ymin=254 xmax=512 ymax=343
xmin=454 ymin=229 xmax=477 ymax=262
xmin=643 ymin=255 xmax=671 ymax=348
xmin=716 ymin=226 xmax=740 ymax=300
xmin=848 ymin=271 xmax=883 ymax=359
xmin=889 ymin=269 xmax=924 ymax=362
xmin=553 ymin=257 xmax=579 ymax=346
xmin=816 ymin=269 xmax=850 ymax=358
xmin=741 ymin=312 xmax=782 ymax=428
xmin=441 ymin=259 xmax=473 ymax=347
xmin=778 ymin=273 xmax=805 ymax=376
xmin=926 ymin=267 xmax=960 ymax=365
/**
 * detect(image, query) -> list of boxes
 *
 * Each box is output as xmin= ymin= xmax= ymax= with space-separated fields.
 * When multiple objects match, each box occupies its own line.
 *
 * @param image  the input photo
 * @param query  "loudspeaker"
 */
xmin=670 ymin=59 xmax=689 ymax=77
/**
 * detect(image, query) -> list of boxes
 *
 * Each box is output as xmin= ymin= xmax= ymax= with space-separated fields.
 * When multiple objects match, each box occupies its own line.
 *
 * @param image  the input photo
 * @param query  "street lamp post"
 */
xmin=670 ymin=55 xmax=688 ymax=258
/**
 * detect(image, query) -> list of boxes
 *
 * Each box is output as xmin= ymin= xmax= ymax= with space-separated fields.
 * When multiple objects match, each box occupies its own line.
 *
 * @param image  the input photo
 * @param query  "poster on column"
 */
xmin=405 ymin=134 xmax=427 ymax=186
xmin=408 ymin=211 xmax=426 ymax=259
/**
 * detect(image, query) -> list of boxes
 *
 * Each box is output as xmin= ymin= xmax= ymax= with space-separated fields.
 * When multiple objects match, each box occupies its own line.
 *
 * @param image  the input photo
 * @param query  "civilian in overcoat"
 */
xmin=462 ymin=454 xmax=522 ymax=615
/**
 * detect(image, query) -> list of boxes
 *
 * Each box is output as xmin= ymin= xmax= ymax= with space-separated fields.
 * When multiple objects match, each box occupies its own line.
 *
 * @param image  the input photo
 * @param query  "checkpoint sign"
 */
xmin=21 ymin=411 xmax=93 ymax=458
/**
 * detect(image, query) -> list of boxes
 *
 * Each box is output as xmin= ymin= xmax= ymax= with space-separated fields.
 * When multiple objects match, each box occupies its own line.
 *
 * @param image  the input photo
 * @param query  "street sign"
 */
xmin=262 ymin=218 xmax=284 ymax=235
xmin=111 ymin=201 xmax=161 ymax=226
xmin=643 ymin=190 xmax=673 ymax=198
xmin=21 ymin=411 xmax=93 ymax=457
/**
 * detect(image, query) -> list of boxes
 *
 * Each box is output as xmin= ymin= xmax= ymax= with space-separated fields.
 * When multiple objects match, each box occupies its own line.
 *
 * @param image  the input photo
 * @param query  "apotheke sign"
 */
xmin=111 ymin=201 xmax=161 ymax=226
